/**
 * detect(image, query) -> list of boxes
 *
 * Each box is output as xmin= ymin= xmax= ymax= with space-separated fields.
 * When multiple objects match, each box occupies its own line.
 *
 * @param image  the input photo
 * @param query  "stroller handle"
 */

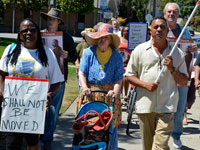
xmin=81 ymin=90 xmax=115 ymax=105
xmin=81 ymin=90 xmax=108 ymax=101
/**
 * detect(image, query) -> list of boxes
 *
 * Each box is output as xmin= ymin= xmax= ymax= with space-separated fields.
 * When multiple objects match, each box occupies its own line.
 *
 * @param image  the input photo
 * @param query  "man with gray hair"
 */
xmin=112 ymin=19 xmax=121 ymax=37
xmin=164 ymin=2 xmax=197 ymax=149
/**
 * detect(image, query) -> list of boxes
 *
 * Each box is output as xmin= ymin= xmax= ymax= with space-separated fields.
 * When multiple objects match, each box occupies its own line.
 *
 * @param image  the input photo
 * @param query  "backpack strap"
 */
xmin=8 ymin=43 xmax=16 ymax=55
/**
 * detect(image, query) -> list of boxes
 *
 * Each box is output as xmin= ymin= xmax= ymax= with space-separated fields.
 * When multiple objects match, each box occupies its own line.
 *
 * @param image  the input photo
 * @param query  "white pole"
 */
xmin=96 ymin=0 xmax=99 ymax=24
xmin=155 ymin=2 xmax=199 ymax=83
xmin=114 ymin=0 xmax=118 ymax=17
xmin=12 ymin=5 xmax=15 ymax=33
xmin=149 ymin=0 xmax=152 ymax=14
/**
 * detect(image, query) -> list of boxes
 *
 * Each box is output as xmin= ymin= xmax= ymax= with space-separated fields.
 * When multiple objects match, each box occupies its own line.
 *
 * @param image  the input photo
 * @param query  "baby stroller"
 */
xmin=72 ymin=90 xmax=114 ymax=150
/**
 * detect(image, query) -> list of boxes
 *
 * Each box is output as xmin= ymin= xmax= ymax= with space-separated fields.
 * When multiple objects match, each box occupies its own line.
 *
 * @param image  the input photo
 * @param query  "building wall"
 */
xmin=0 ymin=6 xmax=96 ymax=36
xmin=0 ymin=6 xmax=43 ymax=33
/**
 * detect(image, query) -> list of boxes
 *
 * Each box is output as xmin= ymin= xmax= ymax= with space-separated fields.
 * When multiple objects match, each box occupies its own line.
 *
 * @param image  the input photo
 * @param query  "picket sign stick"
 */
xmin=155 ymin=1 xmax=200 ymax=83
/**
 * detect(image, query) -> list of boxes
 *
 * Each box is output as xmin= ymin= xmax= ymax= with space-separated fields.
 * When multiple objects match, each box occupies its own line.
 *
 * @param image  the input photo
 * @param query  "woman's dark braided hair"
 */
xmin=6 ymin=18 xmax=48 ymax=67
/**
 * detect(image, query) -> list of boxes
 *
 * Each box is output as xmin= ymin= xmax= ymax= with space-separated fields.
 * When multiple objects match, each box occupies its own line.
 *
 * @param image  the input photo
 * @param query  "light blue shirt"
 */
xmin=79 ymin=46 xmax=124 ymax=85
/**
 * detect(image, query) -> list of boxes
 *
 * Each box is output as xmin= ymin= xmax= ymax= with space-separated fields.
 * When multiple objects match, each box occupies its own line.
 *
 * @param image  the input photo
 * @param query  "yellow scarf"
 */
xmin=96 ymin=47 xmax=112 ymax=69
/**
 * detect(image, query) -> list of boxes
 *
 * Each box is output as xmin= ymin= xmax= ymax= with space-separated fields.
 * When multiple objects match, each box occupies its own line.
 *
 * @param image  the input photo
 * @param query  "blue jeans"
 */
xmin=109 ymin=127 xmax=118 ymax=150
xmin=41 ymin=82 xmax=65 ymax=142
xmin=172 ymin=87 xmax=188 ymax=140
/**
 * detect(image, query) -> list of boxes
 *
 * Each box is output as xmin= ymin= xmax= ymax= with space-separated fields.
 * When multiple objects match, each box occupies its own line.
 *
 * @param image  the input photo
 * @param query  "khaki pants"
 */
xmin=137 ymin=112 xmax=174 ymax=150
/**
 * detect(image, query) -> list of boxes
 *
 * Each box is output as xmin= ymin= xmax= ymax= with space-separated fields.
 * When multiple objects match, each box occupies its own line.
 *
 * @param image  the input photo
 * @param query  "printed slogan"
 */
xmin=0 ymin=77 xmax=49 ymax=134
xmin=128 ymin=22 xmax=148 ymax=50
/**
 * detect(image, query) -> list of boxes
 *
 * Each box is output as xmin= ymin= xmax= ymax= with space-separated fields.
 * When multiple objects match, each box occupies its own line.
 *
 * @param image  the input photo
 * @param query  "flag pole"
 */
xmin=155 ymin=1 xmax=200 ymax=83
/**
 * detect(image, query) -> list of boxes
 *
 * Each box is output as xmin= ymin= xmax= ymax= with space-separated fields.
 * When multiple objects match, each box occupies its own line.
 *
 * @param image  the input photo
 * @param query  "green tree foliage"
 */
xmin=132 ymin=0 xmax=147 ymax=22
xmin=2 ymin=0 xmax=49 ymax=11
xmin=195 ymin=16 xmax=200 ymax=32
xmin=195 ymin=16 xmax=200 ymax=25
xmin=57 ymin=0 xmax=94 ymax=14
xmin=2 ymin=0 xmax=49 ymax=18
xmin=157 ymin=0 xmax=173 ymax=13
xmin=118 ymin=0 xmax=148 ymax=23
xmin=174 ymin=0 xmax=199 ymax=18
xmin=0 ymin=0 xmax=4 ymax=12
xmin=118 ymin=1 xmax=138 ymax=23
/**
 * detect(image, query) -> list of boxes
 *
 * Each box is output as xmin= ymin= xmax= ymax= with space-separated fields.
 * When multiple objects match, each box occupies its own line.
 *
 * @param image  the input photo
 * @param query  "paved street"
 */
xmin=52 ymin=92 xmax=200 ymax=150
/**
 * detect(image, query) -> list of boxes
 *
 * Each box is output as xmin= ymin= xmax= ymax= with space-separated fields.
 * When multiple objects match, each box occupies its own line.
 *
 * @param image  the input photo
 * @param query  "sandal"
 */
xmin=183 ymin=112 xmax=188 ymax=125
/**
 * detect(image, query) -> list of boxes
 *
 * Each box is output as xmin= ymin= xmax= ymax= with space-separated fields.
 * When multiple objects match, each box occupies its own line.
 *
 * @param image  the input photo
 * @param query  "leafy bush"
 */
xmin=196 ymin=26 xmax=200 ymax=32
xmin=195 ymin=16 xmax=200 ymax=26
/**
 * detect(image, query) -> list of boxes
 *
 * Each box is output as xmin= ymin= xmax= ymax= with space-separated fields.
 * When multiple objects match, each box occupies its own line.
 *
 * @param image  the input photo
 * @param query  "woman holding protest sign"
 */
xmin=0 ymin=18 xmax=63 ymax=150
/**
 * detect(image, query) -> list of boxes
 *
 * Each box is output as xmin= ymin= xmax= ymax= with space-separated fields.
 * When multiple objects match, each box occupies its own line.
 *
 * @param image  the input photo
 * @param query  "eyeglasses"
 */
xmin=20 ymin=28 xmax=37 ymax=34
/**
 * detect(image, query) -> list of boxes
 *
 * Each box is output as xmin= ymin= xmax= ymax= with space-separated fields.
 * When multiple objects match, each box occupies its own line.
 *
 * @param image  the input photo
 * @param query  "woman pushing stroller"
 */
xmin=76 ymin=23 xmax=124 ymax=149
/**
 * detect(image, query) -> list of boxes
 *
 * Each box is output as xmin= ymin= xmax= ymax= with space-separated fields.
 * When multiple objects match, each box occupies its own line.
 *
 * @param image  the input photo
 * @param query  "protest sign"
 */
xmin=0 ymin=77 xmax=49 ymax=134
xmin=128 ymin=22 xmax=148 ymax=50
xmin=167 ymin=37 xmax=195 ymax=79
xmin=41 ymin=31 xmax=66 ymax=74
xmin=167 ymin=37 xmax=194 ymax=55
xmin=41 ymin=31 xmax=63 ymax=50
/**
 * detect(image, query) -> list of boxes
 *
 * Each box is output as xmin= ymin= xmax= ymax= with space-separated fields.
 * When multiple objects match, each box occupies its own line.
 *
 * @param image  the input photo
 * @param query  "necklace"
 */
xmin=99 ymin=64 xmax=104 ymax=70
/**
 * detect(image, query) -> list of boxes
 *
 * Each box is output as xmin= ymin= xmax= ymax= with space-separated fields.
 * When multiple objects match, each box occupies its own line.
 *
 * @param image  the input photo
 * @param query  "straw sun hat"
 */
xmin=84 ymin=23 xmax=120 ymax=49
xmin=81 ymin=28 xmax=94 ymax=37
xmin=41 ymin=8 xmax=64 ymax=24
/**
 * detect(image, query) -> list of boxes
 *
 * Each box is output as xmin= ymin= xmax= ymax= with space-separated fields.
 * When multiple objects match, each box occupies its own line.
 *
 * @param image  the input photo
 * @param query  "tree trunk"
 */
xmin=24 ymin=8 xmax=33 ymax=18
xmin=73 ymin=14 xmax=78 ymax=36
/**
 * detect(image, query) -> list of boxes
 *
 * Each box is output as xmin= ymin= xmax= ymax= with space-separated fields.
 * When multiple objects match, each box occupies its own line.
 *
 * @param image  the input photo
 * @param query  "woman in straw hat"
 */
xmin=77 ymin=23 xmax=124 ymax=149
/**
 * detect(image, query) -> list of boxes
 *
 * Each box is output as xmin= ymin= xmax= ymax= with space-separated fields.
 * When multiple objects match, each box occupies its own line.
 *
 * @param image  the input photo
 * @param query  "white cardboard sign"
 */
xmin=0 ymin=77 xmax=49 ymax=134
xmin=167 ymin=37 xmax=194 ymax=55
xmin=128 ymin=22 xmax=148 ymax=50
xmin=41 ymin=31 xmax=63 ymax=50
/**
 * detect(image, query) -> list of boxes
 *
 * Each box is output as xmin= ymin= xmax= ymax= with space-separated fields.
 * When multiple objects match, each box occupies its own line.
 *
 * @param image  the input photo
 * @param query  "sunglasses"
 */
xmin=20 ymin=28 xmax=37 ymax=34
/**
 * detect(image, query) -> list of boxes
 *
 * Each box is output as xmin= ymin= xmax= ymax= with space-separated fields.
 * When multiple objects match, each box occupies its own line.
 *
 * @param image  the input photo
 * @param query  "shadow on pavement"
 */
xmin=186 ymin=118 xmax=199 ymax=125
xmin=52 ymin=114 xmax=75 ymax=149
xmin=183 ymin=126 xmax=200 ymax=135
xmin=181 ymin=145 xmax=195 ymax=150
xmin=118 ymin=148 xmax=126 ymax=150
xmin=182 ymin=118 xmax=200 ymax=135
xmin=118 ymin=121 xmax=141 ymax=144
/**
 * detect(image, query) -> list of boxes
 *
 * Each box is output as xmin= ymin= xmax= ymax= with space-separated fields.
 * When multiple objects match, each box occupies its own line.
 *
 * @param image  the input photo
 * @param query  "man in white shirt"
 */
xmin=125 ymin=16 xmax=188 ymax=150
xmin=112 ymin=20 xmax=121 ymax=37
